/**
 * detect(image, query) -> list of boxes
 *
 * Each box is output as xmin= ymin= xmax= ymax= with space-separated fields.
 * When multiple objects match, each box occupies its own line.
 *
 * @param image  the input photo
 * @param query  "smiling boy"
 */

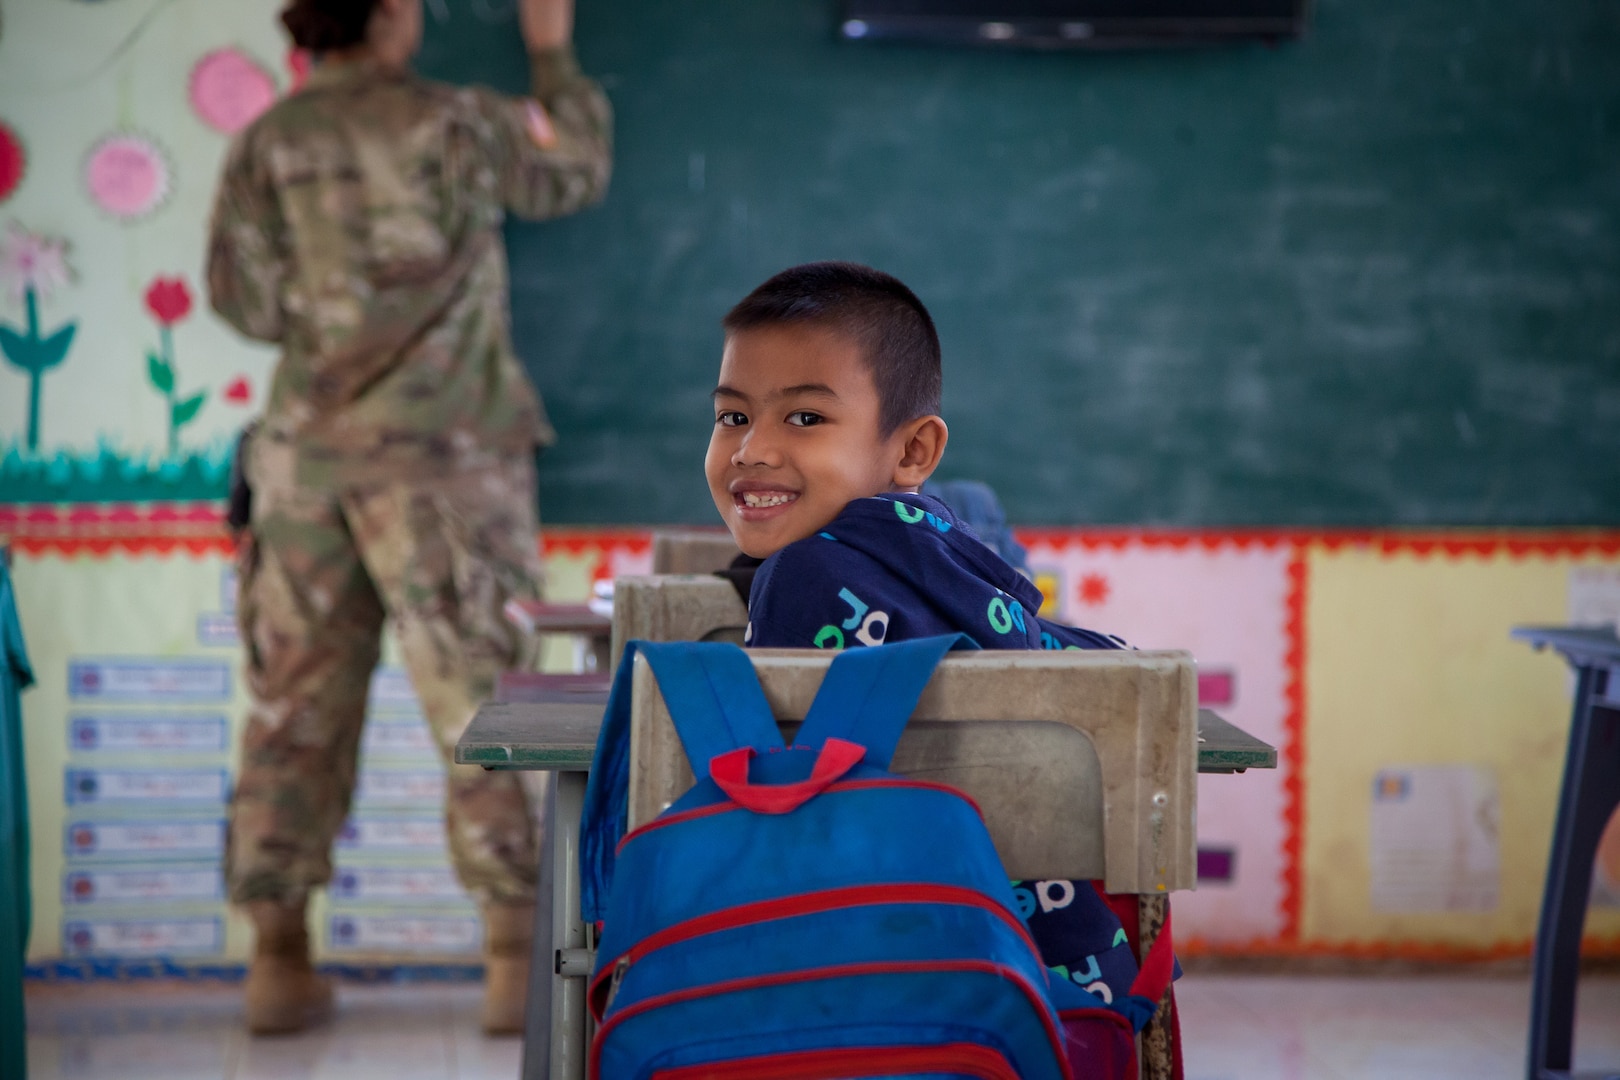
xmin=704 ymin=262 xmax=1142 ymax=1003
xmin=707 ymin=261 xmax=1122 ymax=654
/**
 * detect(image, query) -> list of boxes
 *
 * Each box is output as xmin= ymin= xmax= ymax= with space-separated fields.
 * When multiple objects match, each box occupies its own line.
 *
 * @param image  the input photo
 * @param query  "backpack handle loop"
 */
xmin=709 ymin=737 xmax=867 ymax=814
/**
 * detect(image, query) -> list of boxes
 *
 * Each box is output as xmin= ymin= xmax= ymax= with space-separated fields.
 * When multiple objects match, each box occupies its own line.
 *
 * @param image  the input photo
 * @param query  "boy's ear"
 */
xmin=891 ymin=415 xmax=949 ymax=490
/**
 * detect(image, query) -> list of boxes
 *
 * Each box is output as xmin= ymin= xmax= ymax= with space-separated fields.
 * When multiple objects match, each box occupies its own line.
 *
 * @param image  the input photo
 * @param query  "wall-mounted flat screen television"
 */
xmin=840 ymin=0 xmax=1308 ymax=48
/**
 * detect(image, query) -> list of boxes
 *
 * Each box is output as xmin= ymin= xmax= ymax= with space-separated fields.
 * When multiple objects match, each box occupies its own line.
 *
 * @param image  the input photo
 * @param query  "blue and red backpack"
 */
xmin=580 ymin=634 xmax=1175 ymax=1079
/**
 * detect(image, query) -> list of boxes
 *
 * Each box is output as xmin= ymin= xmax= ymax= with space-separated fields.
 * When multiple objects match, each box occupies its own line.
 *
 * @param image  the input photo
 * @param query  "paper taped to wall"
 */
xmin=1370 ymin=765 xmax=1500 ymax=913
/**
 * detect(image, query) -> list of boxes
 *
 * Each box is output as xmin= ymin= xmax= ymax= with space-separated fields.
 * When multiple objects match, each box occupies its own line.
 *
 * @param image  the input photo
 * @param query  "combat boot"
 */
xmin=481 ymin=902 xmax=536 ymax=1036
xmin=243 ymin=899 xmax=333 ymax=1035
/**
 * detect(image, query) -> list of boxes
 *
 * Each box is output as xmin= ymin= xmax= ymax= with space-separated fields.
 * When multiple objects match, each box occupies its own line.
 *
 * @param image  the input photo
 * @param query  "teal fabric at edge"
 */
xmin=1 ymin=553 xmax=36 ymax=1080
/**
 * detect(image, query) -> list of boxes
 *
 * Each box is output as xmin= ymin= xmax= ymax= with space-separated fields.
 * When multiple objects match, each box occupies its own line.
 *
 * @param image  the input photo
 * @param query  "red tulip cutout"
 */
xmin=144 ymin=276 xmax=192 ymax=325
xmin=141 ymin=274 xmax=205 ymax=455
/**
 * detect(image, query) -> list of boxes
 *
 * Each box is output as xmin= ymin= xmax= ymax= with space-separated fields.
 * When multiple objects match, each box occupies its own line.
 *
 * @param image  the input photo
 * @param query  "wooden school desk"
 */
xmin=458 ymin=679 xmax=1275 ymax=1080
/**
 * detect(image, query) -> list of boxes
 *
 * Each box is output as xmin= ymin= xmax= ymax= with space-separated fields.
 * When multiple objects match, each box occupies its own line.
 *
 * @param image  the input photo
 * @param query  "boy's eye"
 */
xmin=716 ymin=411 xmax=748 ymax=428
xmin=786 ymin=411 xmax=824 ymax=428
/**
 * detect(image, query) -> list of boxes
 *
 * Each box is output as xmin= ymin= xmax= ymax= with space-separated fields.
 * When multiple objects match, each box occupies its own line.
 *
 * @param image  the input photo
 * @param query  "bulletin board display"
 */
xmin=7 ymin=505 xmax=652 ymax=972
xmin=7 ymin=504 xmax=1619 ymax=974
xmin=1299 ymin=539 xmax=1620 ymax=956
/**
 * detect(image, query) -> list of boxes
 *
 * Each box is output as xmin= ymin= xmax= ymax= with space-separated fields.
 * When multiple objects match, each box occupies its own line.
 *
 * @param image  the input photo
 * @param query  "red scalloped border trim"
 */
xmin=1016 ymin=527 xmax=1620 ymax=559
xmin=1016 ymin=528 xmax=1292 ymax=552
xmin=6 ymin=506 xmax=1617 ymax=561
xmin=1281 ymin=543 xmax=1307 ymax=943
xmin=1176 ymin=933 xmax=1620 ymax=961
xmin=0 ymin=503 xmax=657 ymax=561
xmin=0 ymin=503 xmax=233 ymax=557
xmin=541 ymin=530 xmax=651 ymax=558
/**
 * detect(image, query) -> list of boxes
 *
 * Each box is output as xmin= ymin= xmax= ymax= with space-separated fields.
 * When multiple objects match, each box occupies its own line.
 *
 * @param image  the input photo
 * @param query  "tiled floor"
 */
xmin=23 ymin=973 xmax=1620 ymax=1079
xmin=1177 ymin=974 xmax=1620 ymax=1080
xmin=25 ymin=981 xmax=519 ymax=1080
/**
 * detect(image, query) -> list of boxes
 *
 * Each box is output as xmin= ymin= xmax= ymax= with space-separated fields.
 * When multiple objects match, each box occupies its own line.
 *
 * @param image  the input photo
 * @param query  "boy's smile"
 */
xmin=706 ymin=324 xmax=930 ymax=559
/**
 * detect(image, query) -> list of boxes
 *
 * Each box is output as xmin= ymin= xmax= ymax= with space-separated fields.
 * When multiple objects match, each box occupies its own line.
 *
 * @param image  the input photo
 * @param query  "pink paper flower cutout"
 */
xmin=0 ymin=122 xmax=24 ymax=203
xmin=144 ymin=276 xmax=193 ymax=326
xmin=0 ymin=223 xmax=72 ymax=304
xmin=190 ymin=48 xmax=278 ymax=135
xmin=85 ymin=134 xmax=172 ymax=221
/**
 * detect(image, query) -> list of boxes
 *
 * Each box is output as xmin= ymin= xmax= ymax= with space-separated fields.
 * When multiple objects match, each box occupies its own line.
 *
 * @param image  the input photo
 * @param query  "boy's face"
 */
xmin=706 ymin=324 xmax=914 ymax=559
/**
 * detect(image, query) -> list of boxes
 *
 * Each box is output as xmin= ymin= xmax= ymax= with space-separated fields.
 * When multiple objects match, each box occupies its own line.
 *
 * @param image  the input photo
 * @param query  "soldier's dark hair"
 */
xmin=281 ymin=0 xmax=379 ymax=52
xmin=722 ymin=262 xmax=942 ymax=436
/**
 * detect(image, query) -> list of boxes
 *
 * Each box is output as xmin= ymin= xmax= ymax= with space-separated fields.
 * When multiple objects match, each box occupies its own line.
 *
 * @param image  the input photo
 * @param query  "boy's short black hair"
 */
xmin=722 ymin=262 xmax=941 ymax=435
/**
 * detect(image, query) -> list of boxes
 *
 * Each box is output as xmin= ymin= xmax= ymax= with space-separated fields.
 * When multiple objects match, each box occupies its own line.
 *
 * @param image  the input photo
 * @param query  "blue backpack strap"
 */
xmin=638 ymin=641 xmax=786 ymax=771
xmin=580 ymin=640 xmax=642 ymax=924
xmin=580 ymin=640 xmax=784 ymax=923
xmin=794 ymin=633 xmax=977 ymax=769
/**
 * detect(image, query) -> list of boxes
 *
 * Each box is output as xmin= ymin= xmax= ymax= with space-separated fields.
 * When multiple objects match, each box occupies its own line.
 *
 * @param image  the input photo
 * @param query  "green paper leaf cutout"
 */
xmin=0 ymin=325 xmax=27 ymax=364
xmin=147 ymin=351 xmax=174 ymax=394
xmin=38 ymin=323 xmax=77 ymax=370
xmin=173 ymin=391 xmax=207 ymax=427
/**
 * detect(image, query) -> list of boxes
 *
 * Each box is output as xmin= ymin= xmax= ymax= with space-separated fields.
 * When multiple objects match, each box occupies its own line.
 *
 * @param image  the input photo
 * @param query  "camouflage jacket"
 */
xmin=207 ymin=47 xmax=612 ymax=489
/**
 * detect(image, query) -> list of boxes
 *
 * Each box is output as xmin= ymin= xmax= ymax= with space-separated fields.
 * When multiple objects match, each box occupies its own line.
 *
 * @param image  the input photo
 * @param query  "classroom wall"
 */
xmin=7 ymin=513 xmax=1619 ymax=969
xmin=2 ymin=1 xmax=1617 ymax=971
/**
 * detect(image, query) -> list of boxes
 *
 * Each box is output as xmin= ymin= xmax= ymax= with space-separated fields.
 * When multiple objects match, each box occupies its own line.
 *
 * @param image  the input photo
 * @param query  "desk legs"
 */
xmin=522 ymin=770 xmax=591 ymax=1080
xmin=1138 ymin=894 xmax=1177 ymax=1080
xmin=1527 ymin=667 xmax=1620 ymax=1080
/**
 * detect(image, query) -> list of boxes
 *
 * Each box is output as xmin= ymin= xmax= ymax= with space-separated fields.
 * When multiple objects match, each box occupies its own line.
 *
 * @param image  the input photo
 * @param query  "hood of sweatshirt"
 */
xmin=748 ymin=492 xmax=1121 ymax=651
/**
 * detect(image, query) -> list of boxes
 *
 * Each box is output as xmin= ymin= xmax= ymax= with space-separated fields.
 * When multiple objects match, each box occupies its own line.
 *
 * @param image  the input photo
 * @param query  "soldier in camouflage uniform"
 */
xmin=206 ymin=0 xmax=610 ymax=1036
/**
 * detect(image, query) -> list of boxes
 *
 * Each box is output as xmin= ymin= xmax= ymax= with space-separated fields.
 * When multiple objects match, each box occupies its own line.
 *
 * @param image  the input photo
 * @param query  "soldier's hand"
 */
xmin=521 ymin=0 xmax=574 ymax=51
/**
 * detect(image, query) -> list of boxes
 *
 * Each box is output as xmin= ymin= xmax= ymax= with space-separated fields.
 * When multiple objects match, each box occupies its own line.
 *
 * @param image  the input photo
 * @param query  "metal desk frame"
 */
xmin=1512 ymin=625 xmax=1620 ymax=1080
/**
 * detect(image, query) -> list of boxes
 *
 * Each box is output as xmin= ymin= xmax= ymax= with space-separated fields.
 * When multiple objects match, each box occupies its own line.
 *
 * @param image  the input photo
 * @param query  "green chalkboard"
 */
xmin=417 ymin=0 xmax=1620 ymax=526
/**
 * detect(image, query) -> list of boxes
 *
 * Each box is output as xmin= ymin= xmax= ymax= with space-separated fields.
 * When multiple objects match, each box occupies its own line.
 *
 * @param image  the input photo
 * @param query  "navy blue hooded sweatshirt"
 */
xmin=744 ymin=491 xmax=1147 ymax=1001
xmin=580 ymin=491 xmax=1169 ymax=1002
xmin=745 ymin=492 xmax=1125 ymax=653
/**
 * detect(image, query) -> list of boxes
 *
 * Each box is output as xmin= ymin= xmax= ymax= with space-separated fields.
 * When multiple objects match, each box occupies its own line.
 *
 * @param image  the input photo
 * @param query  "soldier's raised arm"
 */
xmin=480 ymin=0 xmax=612 ymax=222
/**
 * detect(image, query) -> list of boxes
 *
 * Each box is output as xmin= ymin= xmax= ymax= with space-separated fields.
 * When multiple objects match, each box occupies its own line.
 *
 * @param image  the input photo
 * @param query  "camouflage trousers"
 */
xmin=225 ymin=456 xmax=544 ymax=907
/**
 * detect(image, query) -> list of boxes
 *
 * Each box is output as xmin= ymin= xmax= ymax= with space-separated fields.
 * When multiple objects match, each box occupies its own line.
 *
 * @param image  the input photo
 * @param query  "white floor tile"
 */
xmin=235 ymin=1031 xmax=455 ymax=1080
xmin=1177 ymin=977 xmax=1348 ymax=1080
xmin=28 ymin=1031 xmax=239 ymax=1080
xmin=447 ymin=988 xmax=524 ymax=1080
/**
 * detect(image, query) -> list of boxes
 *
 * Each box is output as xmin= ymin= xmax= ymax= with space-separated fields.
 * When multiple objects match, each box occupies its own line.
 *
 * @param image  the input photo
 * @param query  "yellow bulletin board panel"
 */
xmin=19 ymin=549 xmax=256 ymax=968
xmin=1301 ymin=537 xmax=1620 ymax=958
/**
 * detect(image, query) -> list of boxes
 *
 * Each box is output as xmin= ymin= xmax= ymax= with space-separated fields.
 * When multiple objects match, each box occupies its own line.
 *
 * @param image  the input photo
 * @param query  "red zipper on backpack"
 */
xmin=617 ymin=778 xmax=985 ymax=854
xmin=588 ymin=882 xmax=1043 ymax=1022
xmin=649 ymin=1041 xmax=1022 ymax=1080
xmin=589 ymin=958 xmax=1072 ymax=1080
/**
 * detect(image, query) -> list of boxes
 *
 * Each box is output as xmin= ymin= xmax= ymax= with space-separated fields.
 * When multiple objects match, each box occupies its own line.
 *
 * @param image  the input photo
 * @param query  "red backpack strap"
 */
xmin=1129 ymin=904 xmax=1175 ymax=1004
xmin=1097 ymin=884 xmax=1183 ymax=1080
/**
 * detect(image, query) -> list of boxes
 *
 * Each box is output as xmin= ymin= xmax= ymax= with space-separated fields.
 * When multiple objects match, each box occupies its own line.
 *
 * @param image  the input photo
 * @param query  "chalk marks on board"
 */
xmin=425 ymin=0 xmax=516 ymax=25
